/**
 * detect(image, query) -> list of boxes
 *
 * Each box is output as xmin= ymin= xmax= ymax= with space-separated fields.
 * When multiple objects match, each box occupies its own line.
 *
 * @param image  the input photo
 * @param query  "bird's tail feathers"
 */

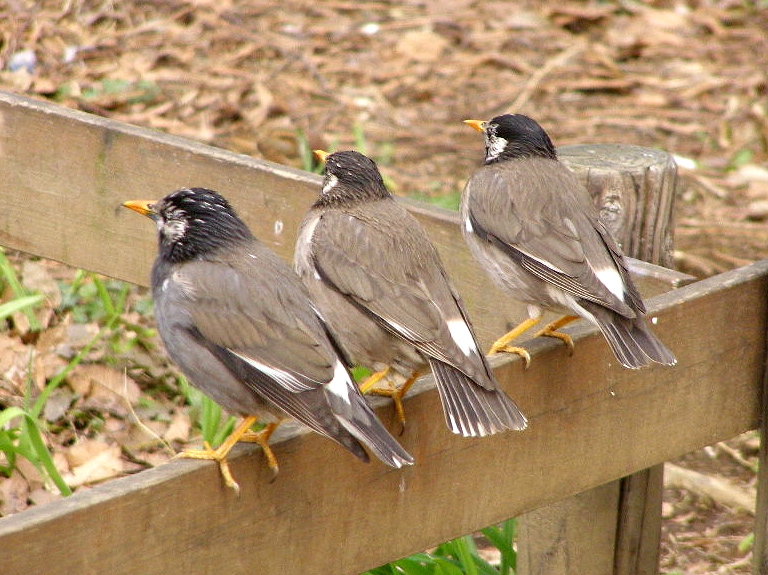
xmin=428 ymin=359 xmax=527 ymax=437
xmin=325 ymin=387 xmax=414 ymax=469
xmin=588 ymin=306 xmax=676 ymax=369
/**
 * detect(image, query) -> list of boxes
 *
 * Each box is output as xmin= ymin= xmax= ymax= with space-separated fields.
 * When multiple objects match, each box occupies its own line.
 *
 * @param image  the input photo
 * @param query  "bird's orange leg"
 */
xmin=238 ymin=421 xmax=280 ymax=476
xmin=488 ymin=317 xmax=542 ymax=367
xmin=358 ymin=367 xmax=391 ymax=394
xmin=368 ymin=370 xmax=421 ymax=434
xmin=176 ymin=416 xmax=279 ymax=493
xmin=533 ymin=315 xmax=579 ymax=355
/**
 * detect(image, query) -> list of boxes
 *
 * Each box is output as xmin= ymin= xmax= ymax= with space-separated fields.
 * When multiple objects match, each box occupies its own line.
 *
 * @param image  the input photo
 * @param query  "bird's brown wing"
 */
xmin=465 ymin=159 xmax=637 ymax=315
xmin=169 ymin=245 xmax=335 ymax=392
xmin=308 ymin=201 xmax=491 ymax=379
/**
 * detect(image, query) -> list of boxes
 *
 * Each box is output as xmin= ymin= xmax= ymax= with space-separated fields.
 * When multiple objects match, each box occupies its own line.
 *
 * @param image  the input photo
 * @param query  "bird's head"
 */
xmin=123 ymin=187 xmax=252 ymax=262
xmin=464 ymin=114 xmax=557 ymax=165
xmin=313 ymin=150 xmax=390 ymax=206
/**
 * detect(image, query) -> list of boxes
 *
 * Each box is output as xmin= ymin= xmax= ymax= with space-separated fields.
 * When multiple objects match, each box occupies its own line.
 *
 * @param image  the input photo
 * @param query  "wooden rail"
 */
xmin=0 ymin=91 xmax=766 ymax=575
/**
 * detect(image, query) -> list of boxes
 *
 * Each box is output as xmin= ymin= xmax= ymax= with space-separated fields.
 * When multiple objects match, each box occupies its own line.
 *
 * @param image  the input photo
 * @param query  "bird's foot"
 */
xmin=238 ymin=422 xmax=280 ymax=478
xmin=175 ymin=416 xmax=275 ymax=493
xmin=358 ymin=367 xmax=391 ymax=394
xmin=368 ymin=370 xmax=420 ymax=435
xmin=487 ymin=343 xmax=532 ymax=368
xmin=533 ymin=315 xmax=578 ymax=356
xmin=487 ymin=317 xmax=542 ymax=368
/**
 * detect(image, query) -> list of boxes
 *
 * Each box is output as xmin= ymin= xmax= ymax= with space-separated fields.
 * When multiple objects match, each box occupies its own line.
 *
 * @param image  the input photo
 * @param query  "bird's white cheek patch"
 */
xmin=486 ymin=134 xmax=508 ymax=162
xmin=595 ymin=267 xmax=625 ymax=301
xmin=464 ymin=215 xmax=474 ymax=233
xmin=322 ymin=173 xmax=339 ymax=195
xmin=447 ymin=318 xmax=478 ymax=356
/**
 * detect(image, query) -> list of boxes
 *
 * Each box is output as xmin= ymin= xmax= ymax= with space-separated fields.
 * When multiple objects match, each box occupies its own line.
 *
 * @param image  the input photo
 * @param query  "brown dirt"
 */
xmin=1 ymin=0 xmax=767 ymax=573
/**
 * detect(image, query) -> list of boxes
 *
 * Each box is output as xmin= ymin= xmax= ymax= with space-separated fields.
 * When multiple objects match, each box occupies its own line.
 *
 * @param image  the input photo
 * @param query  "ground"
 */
xmin=1 ymin=0 xmax=767 ymax=573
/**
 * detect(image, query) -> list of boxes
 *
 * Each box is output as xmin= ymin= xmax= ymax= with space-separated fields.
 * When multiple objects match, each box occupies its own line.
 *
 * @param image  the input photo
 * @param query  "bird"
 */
xmin=461 ymin=114 xmax=676 ymax=369
xmin=122 ymin=187 xmax=413 ymax=491
xmin=294 ymin=150 xmax=527 ymax=437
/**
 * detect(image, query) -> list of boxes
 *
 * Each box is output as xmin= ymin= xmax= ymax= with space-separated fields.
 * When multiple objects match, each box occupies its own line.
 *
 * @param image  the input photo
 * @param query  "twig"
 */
xmin=507 ymin=40 xmax=587 ymax=111
xmin=664 ymin=462 xmax=756 ymax=515
xmin=122 ymin=369 xmax=175 ymax=457
xmin=715 ymin=441 xmax=759 ymax=474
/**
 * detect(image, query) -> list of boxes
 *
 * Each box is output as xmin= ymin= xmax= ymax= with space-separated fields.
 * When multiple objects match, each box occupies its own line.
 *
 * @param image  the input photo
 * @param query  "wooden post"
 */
xmin=517 ymin=145 xmax=678 ymax=575
xmin=754 ymin=321 xmax=768 ymax=574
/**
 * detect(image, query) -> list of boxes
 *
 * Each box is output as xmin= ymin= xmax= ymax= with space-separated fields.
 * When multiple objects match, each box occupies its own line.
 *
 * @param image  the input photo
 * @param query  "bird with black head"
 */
xmin=123 ymin=187 xmax=413 ymax=491
xmin=462 ymin=114 xmax=676 ymax=369
xmin=295 ymin=150 xmax=527 ymax=437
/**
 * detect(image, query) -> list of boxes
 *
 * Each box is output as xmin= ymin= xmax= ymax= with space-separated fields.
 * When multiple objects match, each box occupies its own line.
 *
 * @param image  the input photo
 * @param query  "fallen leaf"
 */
xmin=28 ymin=487 xmax=63 ymax=507
xmin=65 ymin=438 xmax=112 ymax=468
xmin=43 ymin=387 xmax=75 ymax=422
xmin=0 ymin=471 xmax=30 ymax=516
xmin=395 ymin=29 xmax=449 ymax=62
xmin=15 ymin=456 xmax=45 ymax=491
xmin=63 ymin=444 xmax=124 ymax=488
xmin=22 ymin=260 xmax=62 ymax=307
xmin=163 ymin=410 xmax=191 ymax=443
xmin=71 ymin=364 xmax=141 ymax=416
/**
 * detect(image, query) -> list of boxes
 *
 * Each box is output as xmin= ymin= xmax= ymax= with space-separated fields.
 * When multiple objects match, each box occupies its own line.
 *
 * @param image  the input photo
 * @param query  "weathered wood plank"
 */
xmin=2 ymin=260 xmax=766 ymax=575
xmin=614 ymin=465 xmax=665 ymax=575
xmin=517 ymin=482 xmax=620 ymax=575
xmin=754 ymin=321 xmax=768 ymax=575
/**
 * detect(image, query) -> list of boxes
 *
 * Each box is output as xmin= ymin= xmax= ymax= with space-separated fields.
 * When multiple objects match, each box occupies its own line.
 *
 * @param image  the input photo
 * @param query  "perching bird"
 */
xmin=123 ymin=187 xmax=413 ymax=491
xmin=294 ymin=150 xmax=527 ymax=437
xmin=461 ymin=114 xmax=676 ymax=369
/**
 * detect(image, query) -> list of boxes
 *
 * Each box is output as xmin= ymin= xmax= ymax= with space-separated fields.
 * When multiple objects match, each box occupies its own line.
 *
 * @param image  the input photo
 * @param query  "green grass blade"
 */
xmin=481 ymin=519 xmax=516 ymax=574
xmin=0 ymin=293 xmax=45 ymax=322
xmin=20 ymin=416 xmax=72 ymax=495
xmin=0 ymin=248 xmax=43 ymax=331
xmin=0 ymin=407 xmax=72 ymax=495
xmin=91 ymin=275 xmax=116 ymax=318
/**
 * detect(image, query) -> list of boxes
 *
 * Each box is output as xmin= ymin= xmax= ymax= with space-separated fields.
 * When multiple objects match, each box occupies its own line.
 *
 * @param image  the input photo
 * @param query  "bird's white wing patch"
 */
xmin=324 ymin=359 xmax=354 ymax=405
xmin=464 ymin=214 xmax=474 ymax=233
xmin=231 ymin=351 xmax=313 ymax=392
xmin=447 ymin=318 xmax=478 ymax=356
xmin=594 ymin=266 xmax=625 ymax=302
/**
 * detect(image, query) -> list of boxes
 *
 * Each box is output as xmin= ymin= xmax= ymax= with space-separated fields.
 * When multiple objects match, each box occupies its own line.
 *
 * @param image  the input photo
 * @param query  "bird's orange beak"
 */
xmin=313 ymin=149 xmax=330 ymax=163
xmin=463 ymin=119 xmax=486 ymax=133
xmin=122 ymin=199 xmax=156 ymax=217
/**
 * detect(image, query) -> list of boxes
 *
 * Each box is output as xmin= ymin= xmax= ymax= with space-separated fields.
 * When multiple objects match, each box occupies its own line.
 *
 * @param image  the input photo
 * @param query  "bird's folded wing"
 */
xmin=170 ymin=255 xmax=334 ymax=392
xmin=310 ymin=207 xmax=473 ymax=363
xmin=466 ymin=166 xmax=636 ymax=316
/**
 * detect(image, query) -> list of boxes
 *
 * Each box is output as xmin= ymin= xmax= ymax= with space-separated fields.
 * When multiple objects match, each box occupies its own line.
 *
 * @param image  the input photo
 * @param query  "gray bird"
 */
xmin=123 ymin=187 xmax=413 ymax=491
xmin=462 ymin=114 xmax=676 ymax=369
xmin=295 ymin=150 xmax=527 ymax=437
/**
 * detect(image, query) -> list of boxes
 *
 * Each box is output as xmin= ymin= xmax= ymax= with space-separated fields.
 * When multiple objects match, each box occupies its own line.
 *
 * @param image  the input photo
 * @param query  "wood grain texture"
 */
xmin=1 ymin=260 xmax=766 ymax=575
xmin=518 ymin=482 xmax=620 ymax=575
xmin=614 ymin=465 xmax=665 ymax=575
xmin=754 ymin=323 xmax=768 ymax=575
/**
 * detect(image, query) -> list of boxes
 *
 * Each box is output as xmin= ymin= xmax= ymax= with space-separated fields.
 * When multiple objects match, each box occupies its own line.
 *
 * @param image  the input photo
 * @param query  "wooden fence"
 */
xmin=0 ymin=90 xmax=766 ymax=575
